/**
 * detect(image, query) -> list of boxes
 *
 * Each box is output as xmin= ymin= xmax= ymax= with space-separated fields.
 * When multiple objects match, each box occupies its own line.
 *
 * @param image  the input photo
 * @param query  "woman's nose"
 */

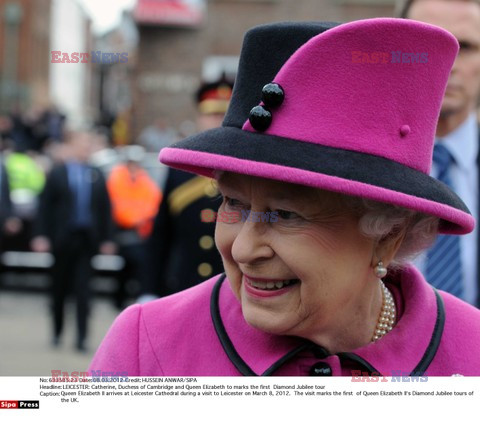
xmin=231 ymin=219 xmax=274 ymax=265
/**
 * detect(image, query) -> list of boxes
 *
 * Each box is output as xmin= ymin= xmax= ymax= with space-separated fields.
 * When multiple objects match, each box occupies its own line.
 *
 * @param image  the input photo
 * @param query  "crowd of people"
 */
xmin=0 ymin=112 xmax=156 ymax=351
xmin=0 ymin=77 xmax=233 ymax=352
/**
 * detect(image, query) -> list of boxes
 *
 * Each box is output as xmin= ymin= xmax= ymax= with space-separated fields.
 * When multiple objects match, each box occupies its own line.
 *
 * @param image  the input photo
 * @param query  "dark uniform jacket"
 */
xmin=145 ymin=169 xmax=223 ymax=296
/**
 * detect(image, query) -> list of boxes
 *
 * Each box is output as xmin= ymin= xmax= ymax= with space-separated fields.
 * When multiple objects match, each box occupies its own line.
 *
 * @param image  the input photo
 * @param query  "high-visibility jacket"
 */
xmin=107 ymin=164 xmax=162 ymax=238
xmin=5 ymin=152 xmax=45 ymax=193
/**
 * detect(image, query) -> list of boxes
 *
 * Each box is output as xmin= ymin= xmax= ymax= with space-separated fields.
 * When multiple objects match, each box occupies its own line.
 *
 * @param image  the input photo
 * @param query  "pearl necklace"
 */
xmin=372 ymin=281 xmax=396 ymax=342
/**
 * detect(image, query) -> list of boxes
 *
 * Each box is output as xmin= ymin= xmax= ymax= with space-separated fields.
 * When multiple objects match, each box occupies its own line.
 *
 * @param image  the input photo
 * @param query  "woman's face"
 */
xmin=215 ymin=173 xmax=379 ymax=346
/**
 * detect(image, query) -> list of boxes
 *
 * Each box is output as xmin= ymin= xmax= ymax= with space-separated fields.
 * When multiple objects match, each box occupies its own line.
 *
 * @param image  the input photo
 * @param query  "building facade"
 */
xmin=0 ymin=0 xmax=93 ymax=127
xmin=132 ymin=0 xmax=395 ymax=139
xmin=49 ymin=0 xmax=93 ymax=128
xmin=0 ymin=0 xmax=51 ymax=113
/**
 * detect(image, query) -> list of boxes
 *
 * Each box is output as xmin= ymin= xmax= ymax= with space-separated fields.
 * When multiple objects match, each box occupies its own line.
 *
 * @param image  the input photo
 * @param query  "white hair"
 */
xmin=340 ymin=195 xmax=439 ymax=268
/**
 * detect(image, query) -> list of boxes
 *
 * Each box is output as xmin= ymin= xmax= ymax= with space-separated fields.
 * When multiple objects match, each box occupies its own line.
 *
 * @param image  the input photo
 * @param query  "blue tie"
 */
xmin=68 ymin=163 xmax=91 ymax=228
xmin=425 ymin=144 xmax=464 ymax=298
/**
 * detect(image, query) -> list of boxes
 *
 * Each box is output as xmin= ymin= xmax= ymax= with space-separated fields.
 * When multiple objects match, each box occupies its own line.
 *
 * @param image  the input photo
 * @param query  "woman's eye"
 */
xmin=224 ymin=196 xmax=243 ymax=209
xmin=277 ymin=209 xmax=299 ymax=220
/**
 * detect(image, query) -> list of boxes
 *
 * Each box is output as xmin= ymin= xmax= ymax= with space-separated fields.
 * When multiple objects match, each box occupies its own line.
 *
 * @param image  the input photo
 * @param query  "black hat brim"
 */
xmin=160 ymin=126 xmax=474 ymax=234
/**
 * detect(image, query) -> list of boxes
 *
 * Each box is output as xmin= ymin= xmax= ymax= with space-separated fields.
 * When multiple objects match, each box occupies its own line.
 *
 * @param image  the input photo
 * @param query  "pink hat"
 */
xmin=160 ymin=18 xmax=474 ymax=235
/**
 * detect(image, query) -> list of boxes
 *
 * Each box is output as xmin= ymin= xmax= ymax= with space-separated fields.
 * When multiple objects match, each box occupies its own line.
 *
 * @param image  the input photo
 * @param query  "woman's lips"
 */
xmin=243 ymin=276 xmax=299 ymax=298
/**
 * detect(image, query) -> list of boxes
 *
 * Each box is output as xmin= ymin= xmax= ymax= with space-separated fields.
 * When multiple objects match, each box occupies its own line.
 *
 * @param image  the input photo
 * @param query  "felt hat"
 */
xmin=160 ymin=18 xmax=474 ymax=235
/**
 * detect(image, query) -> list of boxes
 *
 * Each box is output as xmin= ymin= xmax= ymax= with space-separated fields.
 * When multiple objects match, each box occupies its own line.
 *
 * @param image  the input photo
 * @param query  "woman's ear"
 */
xmin=371 ymin=226 xmax=408 ymax=268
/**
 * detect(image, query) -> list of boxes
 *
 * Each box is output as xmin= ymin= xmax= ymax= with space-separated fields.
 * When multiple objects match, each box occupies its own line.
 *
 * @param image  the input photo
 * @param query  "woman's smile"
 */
xmin=243 ymin=274 xmax=301 ymax=298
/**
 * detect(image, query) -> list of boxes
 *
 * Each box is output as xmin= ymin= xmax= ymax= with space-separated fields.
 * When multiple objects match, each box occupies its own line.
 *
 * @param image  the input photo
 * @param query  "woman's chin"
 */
xmin=243 ymin=314 xmax=281 ymax=335
xmin=240 ymin=301 xmax=290 ymax=336
xmin=238 ymin=280 xmax=301 ymax=334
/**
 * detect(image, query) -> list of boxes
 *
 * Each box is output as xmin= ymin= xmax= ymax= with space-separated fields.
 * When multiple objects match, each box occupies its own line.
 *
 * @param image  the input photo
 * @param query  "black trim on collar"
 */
xmin=210 ymin=274 xmax=445 ymax=377
xmin=210 ymin=273 xmax=256 ymax=376
xmin=261 ymin=344 xmax=313 ymax=376
xmin=410 ymin=288 xmax=446 ymax=376
xmin=210 ymin=274 xmax=314 ymax=376
xmin=337 ymin=352 xmax=380 ymax=375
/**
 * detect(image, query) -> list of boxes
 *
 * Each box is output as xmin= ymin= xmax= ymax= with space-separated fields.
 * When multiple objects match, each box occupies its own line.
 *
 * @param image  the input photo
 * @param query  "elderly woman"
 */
xmin=90 ymin=18 xmax=480 ymax=376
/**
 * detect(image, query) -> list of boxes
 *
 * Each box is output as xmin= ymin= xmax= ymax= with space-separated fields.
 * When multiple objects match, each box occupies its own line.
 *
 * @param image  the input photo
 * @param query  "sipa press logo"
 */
xmin=0 ymin=400 xmax=40 ymax=409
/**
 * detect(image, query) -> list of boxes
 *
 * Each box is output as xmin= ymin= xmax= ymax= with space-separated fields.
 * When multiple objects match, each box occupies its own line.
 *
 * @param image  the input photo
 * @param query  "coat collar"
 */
xmin=210 ymin=266 xmax=445 ymax=376
xmin=348 ymin=266 xmax=445 ymax=376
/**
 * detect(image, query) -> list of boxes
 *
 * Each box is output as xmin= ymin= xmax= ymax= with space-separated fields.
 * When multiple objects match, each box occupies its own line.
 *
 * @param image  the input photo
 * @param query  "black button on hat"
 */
xmin=262 ymin=82 xmax=285 ymax=108
xmin=221 ymin=22 xmax=338 ymax=129
xmin=249 ymin=105 xmax=272 ymax=131
xmin=249 ymin=82 xmax=285 ymax=132
xmin=309 ymin=362 xmax=333 ymax=376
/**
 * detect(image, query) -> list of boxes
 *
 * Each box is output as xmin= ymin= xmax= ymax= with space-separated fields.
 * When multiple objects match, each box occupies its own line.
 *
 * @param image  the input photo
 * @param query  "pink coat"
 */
xmin=89 ymin=266 xmax=480 ymax=376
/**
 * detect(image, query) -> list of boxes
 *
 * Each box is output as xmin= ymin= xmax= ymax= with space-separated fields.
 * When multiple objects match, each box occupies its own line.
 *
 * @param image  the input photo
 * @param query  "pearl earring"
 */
xmin=374 ymin=261 xmax=387 ymax=279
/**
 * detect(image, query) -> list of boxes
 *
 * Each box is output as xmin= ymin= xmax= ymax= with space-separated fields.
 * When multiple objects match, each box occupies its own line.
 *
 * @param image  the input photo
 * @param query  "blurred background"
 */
xmin=0 ymin=0 xmax=397 ymax=375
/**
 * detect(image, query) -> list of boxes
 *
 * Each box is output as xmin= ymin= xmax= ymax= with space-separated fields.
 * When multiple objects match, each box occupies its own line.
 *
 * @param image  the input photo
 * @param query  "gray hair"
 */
xmin=339 ymin=195 xmax=439 ymax=268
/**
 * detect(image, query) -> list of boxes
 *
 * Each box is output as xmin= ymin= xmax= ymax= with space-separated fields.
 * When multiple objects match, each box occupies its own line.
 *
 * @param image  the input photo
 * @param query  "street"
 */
xmin=0 ymin=288 xmax=119 ymax=376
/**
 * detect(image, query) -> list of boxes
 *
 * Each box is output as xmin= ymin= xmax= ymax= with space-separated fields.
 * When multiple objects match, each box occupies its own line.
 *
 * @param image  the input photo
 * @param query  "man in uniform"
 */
xmin=141 ymin=78 xmax=233 ymax=300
